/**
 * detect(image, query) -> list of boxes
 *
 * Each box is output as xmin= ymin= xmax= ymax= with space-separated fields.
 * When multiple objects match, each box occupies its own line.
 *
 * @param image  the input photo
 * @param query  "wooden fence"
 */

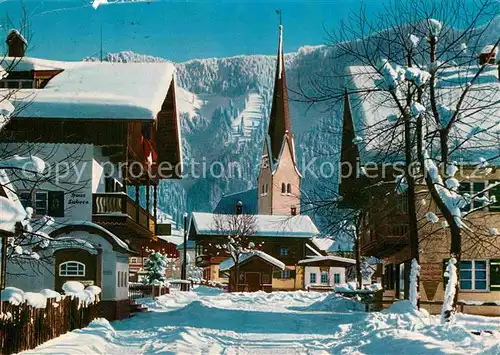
xmin=0 ymin=297 xmax=99 ymax=355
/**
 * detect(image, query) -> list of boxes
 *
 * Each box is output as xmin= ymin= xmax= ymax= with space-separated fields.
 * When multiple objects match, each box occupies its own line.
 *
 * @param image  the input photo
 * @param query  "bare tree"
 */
xmin=212 ymin=213 xmax=257 ymax=292
xmin=299 ymin=0 xmax=500 ymax=320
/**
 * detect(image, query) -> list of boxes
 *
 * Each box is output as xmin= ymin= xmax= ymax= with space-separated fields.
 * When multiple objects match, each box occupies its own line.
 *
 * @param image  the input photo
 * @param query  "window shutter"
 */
xmin=272 ymin=270 xmax=281 ymax=279
xmin=489 ymin=181 xmax=500 ymax=212
xmin=443 ymin=258 xmax=450 ymax=290
xmin=490 ymin=259 xmax=500 ymax=291
xmin=48 ymin=191 xmax=65 ymax=217
xmin=290 ymin=270 xmax=296 ymax=279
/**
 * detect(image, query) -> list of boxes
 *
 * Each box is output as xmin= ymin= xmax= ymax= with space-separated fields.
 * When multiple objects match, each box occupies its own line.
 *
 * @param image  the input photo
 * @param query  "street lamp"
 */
xmin=181 ymin=212 xmax=188 ymax=290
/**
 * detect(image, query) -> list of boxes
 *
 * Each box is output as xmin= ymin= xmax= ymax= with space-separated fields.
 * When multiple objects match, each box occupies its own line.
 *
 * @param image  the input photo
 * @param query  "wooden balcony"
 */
xmin=92 ymin=192 xmax=156 ymax=240
xmin=361 ymin=224 xmax=409 ymax=258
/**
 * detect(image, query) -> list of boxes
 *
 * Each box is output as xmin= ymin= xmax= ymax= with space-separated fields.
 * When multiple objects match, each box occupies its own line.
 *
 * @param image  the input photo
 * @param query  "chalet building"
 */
xmin=299 ymin=256 xmax=356 ymax=291
xmin=189 ymin=212 xmax=324 ymax=291
xmin=339 ymin=57 xmax=500 ymax=315
xmin=0 ymin=31 xmax=182 ymax=320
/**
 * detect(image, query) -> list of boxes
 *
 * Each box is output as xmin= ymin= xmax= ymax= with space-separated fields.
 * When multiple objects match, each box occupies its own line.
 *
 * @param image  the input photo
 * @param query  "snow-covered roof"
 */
xmin=213 ymin=188 xmax=258 ymax=214
xmin=219 ymin=250 xmax=285 ymax=271
xmin=305 ymin=243 xmax=323 ymax=257
xmin=190 ymin=212 xmax=319 ymax=238
xmin=157 ymin=235 xmax=183 ymax=246
xmin=176 ymin=240 xmax=195 ymax=250
xmin=49 ymin=221 xmax=134 ymax=254
xmin=0 ymin=57 xmax=176 ymax=120
xmin=347 ymin=64 xmax=500 ymax=163
xmin=311 ymin=237 xmax=335 ymax=252
xmin=348 ymin=65 xmax=500 ymax=161
xmin=298 ymin=255 xmax=356 ymax=265
xmin=480 ymin=45 xmax=498 ymax=56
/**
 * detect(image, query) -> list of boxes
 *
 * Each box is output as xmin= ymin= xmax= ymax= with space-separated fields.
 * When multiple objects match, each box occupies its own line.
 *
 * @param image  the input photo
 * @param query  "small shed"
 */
xmin=298 ymin=256 xmax=356 ymax=290
xmin=220 ymin=250 xmax=285 ymax=292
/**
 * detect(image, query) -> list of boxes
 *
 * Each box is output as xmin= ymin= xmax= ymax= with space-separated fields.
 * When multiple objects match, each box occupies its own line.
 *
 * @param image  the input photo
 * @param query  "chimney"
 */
xmin=235 ymin=201 xmax=243 ymax=215
xmin=6 ymin=29 xmax=27 ymax=57
xmin=478 ymin=45 xmax=498 ymax=66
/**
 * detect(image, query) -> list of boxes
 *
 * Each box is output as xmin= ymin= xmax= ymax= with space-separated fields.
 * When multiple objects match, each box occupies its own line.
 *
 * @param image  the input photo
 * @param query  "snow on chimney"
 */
xmin=6 ymin=29 xmax=27 ymax=57
xmin=478 ymin=45 xmax=498 ymax=66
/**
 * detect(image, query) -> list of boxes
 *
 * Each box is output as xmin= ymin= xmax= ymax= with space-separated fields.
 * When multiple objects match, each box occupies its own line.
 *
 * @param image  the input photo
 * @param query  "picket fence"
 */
xmin=0 ymin=297 xmax=99 ymax=355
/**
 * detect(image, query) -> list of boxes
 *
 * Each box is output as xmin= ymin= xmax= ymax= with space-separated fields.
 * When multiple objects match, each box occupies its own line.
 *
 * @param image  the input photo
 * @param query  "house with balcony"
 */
xmin=0 ymin=30 xmax=182 ymax=320
xmin=339 ymin=56 xmax=500 ymax=315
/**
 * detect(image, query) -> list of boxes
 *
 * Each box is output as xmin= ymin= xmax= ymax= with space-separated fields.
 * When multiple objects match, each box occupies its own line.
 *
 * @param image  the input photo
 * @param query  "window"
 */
xmin=334 ymin=273 xmax=341 ymax=284
xmin=130 ymin=257 xmax=138 ymax=263
xmin=287 ymin=183 xmax=292 ymax=194
xmin=281 ymin=183 xmax=286 ymax=194
xmin=261 ymin=184 xmax=265 ymax=196
xmin=280 ymin=270 xmax=289 ymax=279
xmin=280 ymin=247 xmax=288 ymax=256
xmin=196 ymin=244 xmax=204 ymax=256
xmin=19 ymin=191 xmax=32 ymax=209
xmin=265 ymin=184 xmax=269 ymax=194
xmin=0 ymin=79 xmax=34 ymax=89
xmin=59 ymin=261 xmax=85 ymax=277
xmin=459 ymin=182 xmax=487 ymax=212
xmin=321 ymin=272 xmax=329 ymax=284
xmin=489 ymin=180 xmax=500 ymax=212
xmin=460 ymin=260 xmax=488 ymax=291
xmin=34 ymin=192 xmax=48 ymax=215
xmin=310 ymin=273 xmax=317 ymax=284
xmin=290 ymin=206 xmax=297 ymax=216
xmin=118 ymin=271 xmax=122 ymax=287
xmin=19 ymin=190 xmax=58 ymax=217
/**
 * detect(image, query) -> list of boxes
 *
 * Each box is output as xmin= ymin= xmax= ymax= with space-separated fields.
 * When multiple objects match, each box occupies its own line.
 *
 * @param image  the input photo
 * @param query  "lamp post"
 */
xmin=181 ymin=212 xmax=188 ymax=291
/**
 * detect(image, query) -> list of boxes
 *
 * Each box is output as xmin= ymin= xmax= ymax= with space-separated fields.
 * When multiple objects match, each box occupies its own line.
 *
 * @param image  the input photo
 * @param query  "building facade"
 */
xmin=0 ymin=37 xmax=182 ymax=320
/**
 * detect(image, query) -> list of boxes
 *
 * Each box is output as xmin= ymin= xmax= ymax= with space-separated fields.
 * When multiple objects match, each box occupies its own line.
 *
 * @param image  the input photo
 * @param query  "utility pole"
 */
xmin=100 ymin=23 xmax=103 ymax=62
xmin=181 ymin=212 xmax=188 ymax=290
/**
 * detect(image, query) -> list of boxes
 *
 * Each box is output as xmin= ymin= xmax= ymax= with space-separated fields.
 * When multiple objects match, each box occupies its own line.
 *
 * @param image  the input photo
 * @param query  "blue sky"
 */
xmin=0 ymin=0 xmax=391 ymax=62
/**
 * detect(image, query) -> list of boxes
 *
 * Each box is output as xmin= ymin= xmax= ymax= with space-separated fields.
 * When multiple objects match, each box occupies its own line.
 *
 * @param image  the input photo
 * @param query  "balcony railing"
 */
xmin=92 ymin=192 xmax=155 ymax=234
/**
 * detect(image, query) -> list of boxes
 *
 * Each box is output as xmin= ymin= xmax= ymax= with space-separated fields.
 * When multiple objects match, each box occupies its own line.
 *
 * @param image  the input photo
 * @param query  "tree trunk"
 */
xmin=355 ymin=218 xmax=363 ymax=289
xmin=235 ymin=256 xmax=239 ymax=292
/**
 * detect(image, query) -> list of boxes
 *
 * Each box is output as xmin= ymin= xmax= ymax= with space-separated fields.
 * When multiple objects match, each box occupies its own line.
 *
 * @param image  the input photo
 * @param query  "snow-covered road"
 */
xmin=23 ymin=286 xmax=500 ymax=354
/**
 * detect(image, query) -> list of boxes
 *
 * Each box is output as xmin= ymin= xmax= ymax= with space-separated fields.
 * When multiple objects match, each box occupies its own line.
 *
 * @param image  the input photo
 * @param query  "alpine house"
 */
xmin=0 ymin=29 xmax=182 ymax=320
xmin=339 ymin=45 xmax=500 ymax=315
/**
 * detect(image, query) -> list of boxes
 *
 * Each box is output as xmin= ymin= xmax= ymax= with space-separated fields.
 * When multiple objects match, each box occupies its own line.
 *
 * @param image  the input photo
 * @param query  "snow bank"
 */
xmin=1 ymin=287 xmax=24 ymax=305
xmin=300 ymin=293 xmax=365 ymax=312
xmin=24 ymin=292 xmax=47 ymax=309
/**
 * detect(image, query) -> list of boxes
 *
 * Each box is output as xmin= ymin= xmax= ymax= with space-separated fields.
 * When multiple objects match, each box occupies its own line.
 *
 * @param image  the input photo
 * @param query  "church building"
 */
xmin=188 ymin=25 xmax=344 ymax=292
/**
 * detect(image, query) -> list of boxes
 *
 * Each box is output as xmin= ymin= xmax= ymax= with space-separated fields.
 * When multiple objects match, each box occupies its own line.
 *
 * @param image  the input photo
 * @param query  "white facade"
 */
xmin=303 ymin=266 xmax=347 ymax=288
xmin=3 ymin=142 xmax=131 ymax=302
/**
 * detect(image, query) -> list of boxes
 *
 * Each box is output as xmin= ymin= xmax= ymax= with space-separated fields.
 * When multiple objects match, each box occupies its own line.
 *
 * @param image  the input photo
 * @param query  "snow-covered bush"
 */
xmin=143 ymin=251 xmax=169 ymax=286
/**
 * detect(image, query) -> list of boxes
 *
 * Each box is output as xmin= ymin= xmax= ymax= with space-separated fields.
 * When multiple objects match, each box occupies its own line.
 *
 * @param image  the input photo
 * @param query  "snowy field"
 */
xmin=22 ymin=286 xmax=500 ymax=354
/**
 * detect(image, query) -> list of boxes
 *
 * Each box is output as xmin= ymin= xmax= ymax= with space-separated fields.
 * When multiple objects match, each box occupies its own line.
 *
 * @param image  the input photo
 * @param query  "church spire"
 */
xmin=267 ymin=22 xmax=293 ymax=163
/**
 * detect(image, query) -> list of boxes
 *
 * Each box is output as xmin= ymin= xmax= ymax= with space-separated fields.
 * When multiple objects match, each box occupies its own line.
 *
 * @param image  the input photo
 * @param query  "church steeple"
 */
xmin=267 ymin=24 xmax=293 ymax=163
xmin=257 ymin=21 xmax=301 ymax=216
